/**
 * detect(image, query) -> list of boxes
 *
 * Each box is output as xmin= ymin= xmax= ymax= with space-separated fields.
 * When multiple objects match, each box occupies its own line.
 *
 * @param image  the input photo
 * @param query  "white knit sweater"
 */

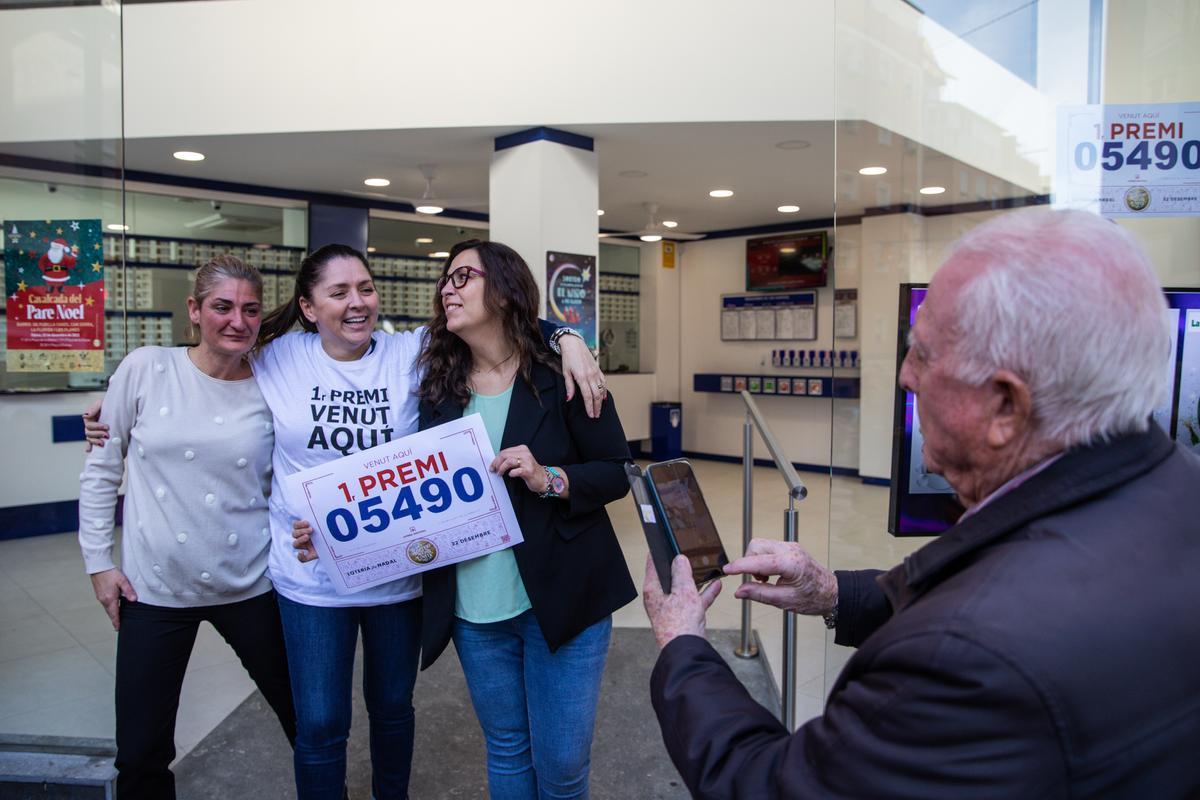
xmin=78 ymin=347 xmax=275 ymax=607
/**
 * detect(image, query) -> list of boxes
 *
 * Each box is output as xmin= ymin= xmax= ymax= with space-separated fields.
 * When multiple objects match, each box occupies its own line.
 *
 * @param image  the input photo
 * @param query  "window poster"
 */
xmin=4 ymin=219 xmax=104 ymax=372
xmin=546 ymin=251 xmax=597 ymax=350
xmin=1057 ymin=102 xmax=1200 ymax=217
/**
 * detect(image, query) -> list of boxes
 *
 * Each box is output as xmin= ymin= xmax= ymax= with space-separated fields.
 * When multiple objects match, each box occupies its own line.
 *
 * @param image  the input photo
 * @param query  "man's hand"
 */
xmin=643 ymin=554 xmax=723 ymax=649
xmin=292 ymin=519 xmax=318 ymax=563
xmin=82 ymin=397 xmax=108 ymax=452
xmin=90 ymin=568 xmax=137 ymax=630
xmin=558 ymin=333 xmax=606 ymax=419
xmin=723 ymin=538 xmax=837 ymax=616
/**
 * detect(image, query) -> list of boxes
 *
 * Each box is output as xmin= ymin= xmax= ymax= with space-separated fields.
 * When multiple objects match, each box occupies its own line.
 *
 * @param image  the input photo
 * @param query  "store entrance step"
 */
xmin=0 ymin=734 xmax=116 ymax=799
xmin=175 ymin=627 xmax=779 ymax=799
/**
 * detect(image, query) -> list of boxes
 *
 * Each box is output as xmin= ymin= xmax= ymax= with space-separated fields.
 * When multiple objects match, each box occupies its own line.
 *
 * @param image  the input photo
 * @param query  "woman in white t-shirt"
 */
xmin=251 ymin=243 xmax=602 ymax=800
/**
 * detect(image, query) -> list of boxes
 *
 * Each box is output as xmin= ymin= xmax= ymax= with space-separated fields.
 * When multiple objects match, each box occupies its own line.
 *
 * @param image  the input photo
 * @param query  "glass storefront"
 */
xmin=824 ymin=0 xmax=1200 ymax=709
xmin=1 ymin=0 xmax=1197 ymax=761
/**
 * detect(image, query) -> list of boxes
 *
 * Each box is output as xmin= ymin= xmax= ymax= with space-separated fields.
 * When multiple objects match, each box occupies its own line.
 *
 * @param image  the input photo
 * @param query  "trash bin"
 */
xmin=650 ymin=402 xmax=683 ymax=461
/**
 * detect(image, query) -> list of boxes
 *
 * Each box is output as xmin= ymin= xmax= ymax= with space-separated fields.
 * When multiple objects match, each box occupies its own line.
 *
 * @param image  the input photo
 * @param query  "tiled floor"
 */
xmin=0 ymin=459 xmax=931 ymax=761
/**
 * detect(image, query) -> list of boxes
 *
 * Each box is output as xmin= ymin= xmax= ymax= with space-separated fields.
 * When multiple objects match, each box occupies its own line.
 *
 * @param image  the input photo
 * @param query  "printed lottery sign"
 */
xmin=1057 ymin=102 xmax=1200 ymax=217
xmin=286 ymin=414 xmax=523 ymax=594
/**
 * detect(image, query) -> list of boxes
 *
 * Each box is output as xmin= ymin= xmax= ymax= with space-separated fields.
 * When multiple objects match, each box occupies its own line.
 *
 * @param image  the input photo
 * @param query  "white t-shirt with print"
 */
xmin=253 ymin=330 xmax=426 ymax=607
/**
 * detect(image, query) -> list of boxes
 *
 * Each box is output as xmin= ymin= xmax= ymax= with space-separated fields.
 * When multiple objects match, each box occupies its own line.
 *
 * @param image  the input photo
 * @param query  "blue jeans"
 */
xmin=277 ymin=595 xmax=421 ymax=800
xmin=453 ymin=611 xmax=612 ymax=800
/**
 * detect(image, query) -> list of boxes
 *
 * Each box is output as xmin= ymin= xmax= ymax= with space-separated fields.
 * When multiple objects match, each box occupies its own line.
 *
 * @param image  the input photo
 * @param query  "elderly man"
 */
xmin=643 ymin=209 xmax=1200 ymax=798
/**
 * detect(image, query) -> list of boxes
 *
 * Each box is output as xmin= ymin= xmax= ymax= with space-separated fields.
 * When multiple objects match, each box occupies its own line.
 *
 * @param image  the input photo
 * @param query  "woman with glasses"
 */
xmin=421 ymin=239 xmax=635 ymax=799
xmin=89 ymin=242 xmax=605 ymax=800
xmin=301 ymin=239 xmax=635 ymax=798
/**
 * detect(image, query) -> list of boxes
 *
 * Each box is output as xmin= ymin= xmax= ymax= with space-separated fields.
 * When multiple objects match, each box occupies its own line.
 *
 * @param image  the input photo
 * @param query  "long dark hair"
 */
xmin=258 ymin=243 xmax=373 ymax=349
xmin=418 ymin=239 xmax=559 ymax=408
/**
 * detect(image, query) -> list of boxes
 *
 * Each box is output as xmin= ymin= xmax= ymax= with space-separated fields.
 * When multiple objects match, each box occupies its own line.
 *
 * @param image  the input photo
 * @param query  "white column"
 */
xmin=640 ymin=240 xmax=681 ymax=402
xmin=489 ymin=129 xmax=599 ymax=328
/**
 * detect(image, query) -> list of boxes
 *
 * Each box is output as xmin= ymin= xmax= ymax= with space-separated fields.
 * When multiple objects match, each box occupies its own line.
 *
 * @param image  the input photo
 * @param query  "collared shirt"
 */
xmin=958 ymin=452 xmax=1064 ymax=522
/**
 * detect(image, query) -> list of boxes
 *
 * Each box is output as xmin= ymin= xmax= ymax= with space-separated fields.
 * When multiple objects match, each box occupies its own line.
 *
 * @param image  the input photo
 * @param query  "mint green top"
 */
xmin=455 ymin=384 xmax=532 ymax=623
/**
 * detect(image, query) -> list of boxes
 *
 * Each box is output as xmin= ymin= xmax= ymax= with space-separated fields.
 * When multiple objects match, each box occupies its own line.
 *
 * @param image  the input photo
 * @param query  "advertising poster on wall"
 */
xmin=1056 ymin=102 xmax=1200 ymax=217
xmin=546 ymin=250 xmax=596 ymax=350
xmin=4 ymin=219 xmax=104 ymax=372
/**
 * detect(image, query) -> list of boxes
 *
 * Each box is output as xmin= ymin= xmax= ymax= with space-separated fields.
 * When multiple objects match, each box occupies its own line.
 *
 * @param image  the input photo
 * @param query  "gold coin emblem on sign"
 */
xmin=406 ymin=539 xmax=438 ymax=565
xmin=1124 ymin=186 xmax=1151 ymax=212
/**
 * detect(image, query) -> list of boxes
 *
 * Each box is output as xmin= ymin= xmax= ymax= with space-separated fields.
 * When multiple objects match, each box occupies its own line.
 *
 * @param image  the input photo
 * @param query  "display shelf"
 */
xmin=693 ymin=372 xmax=860 ymax=399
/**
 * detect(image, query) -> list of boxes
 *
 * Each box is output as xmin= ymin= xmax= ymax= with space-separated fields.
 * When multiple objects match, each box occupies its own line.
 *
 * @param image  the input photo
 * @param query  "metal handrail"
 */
xmin=740 ymin=392 xmax=808 ymax=500
xmin=734 ymin=390 xmax=806 ymax=731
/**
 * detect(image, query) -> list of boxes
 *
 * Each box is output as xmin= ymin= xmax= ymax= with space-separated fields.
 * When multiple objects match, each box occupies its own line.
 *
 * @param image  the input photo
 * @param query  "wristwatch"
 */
xmin=539 ymin=466 xmax=566 ymax=499
xmin=822 ymin=601 xmax=838 ymax=630
xmin=547 ymin=327 xmax=582 ymax=354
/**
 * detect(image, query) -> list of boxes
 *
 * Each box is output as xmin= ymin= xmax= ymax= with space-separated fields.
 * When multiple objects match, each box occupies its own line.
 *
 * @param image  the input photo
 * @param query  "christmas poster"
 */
xmin=545 ymin=250 xmax=596 ymax=351
xmin=4 ymin=219 xmax=105 ymax=372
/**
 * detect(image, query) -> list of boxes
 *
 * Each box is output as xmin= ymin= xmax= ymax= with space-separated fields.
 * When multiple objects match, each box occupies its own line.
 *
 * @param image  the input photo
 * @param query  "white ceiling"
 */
xmin=0 ymin=120 xmax=1037 ymax=236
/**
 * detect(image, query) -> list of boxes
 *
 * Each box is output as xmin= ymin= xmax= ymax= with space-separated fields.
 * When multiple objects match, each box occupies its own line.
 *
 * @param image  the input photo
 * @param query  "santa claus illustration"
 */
xmin=38 ymin=238 xmax=77 ymax=292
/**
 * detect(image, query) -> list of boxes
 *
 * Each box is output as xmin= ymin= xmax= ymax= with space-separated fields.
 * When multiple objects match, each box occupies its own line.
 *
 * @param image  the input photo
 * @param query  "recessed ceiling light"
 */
xmin=777 ymin=205 xmax=801 ymax=213
xmin=662 ymin=220 xmax=679 ymax=228
xmin=364 ymin=178 xmax=390 ymax=187
xmin=106 ymin=223 xmax=129 ymax=231
xmin=775 ymin=140 xmax=811 ymax=150
xmin=640 ymin=234 xmax=663 ymax=242
xmin=779 ymin=247 xmax=798 ymax=254
xmin=415 ymin=237 xmax=434 ymax=244
xmin=919 ymin=185 xmax=947 ymax=195
xmin=173 ymin=151 xmax=204 ymax=162
xmin=366 ymin=246 xmax=377 ymax=253
xmin=430 ymin=251 xmax=450 ymax=258
xmin=859 ymin=166 xmax=887 ymax=176
xmin=415 ymin=205 xmax=444 ymax=215
xmin=618 ymin=170 xmax=648 ymax=178
xmin=709 ymin=189 xmax=734 ymax=198
xmin=596 ymin=209 xmax=605 ymax=216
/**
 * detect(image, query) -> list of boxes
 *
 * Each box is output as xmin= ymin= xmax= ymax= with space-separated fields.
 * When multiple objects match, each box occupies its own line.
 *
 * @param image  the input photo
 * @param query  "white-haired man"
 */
xmin=644 ymin=209 xmax=1200 ymax=798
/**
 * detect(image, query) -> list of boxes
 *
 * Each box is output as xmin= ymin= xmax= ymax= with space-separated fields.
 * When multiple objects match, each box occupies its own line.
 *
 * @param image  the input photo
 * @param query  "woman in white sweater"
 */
xmin=78 ymin=255 xmax=296 ymax=800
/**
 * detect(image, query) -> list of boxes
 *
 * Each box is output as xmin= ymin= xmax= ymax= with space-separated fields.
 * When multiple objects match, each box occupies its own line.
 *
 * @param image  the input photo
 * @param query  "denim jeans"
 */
xmin=453 ymin=611 xmax=612 ymax=800
xmin=276 ymin=595 xmax=421 ymax=800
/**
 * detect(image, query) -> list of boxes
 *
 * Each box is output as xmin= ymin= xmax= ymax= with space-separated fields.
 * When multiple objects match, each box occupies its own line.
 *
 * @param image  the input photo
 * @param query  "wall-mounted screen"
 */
xmin=746 ymin=231 xmax=828 ymax=291
xmin=888 ymin=284 xmax=1200 ymax=536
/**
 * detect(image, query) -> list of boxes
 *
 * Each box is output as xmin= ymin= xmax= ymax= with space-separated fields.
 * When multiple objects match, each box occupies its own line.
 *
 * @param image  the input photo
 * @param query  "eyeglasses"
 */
xmin=437 ymin=266 xmax=486 ymax=291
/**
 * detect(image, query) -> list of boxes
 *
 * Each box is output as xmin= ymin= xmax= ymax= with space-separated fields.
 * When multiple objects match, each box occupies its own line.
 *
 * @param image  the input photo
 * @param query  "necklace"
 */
xmin=471 ymin=351 xmax=515 ymax=376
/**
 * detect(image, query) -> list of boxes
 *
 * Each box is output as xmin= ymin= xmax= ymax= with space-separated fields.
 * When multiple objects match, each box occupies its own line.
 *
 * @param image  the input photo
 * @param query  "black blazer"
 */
xmin=418 ymin=361 xmax=637 ymax=670
xmin=651 ymin=426 xmax=1200 ymax=798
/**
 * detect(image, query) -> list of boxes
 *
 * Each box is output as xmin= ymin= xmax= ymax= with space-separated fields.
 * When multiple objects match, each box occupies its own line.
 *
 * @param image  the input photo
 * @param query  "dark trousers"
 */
xmin=114 ymin=590 xmax=297 ymax=800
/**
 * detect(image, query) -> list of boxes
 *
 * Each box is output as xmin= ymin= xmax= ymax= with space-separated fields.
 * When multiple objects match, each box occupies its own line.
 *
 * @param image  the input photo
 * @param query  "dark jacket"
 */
xmin=419 ymin=361 xmax=637 ymax=670
xmin=651 ymin=426 xmax=1200 ymax=798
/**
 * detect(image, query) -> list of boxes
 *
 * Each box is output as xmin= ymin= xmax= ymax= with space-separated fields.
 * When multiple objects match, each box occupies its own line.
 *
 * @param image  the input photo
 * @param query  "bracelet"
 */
xmin=538 ymin=466 xmax=566 ymax=499
xmin=547 ymin=327 xmax=582 ymax=355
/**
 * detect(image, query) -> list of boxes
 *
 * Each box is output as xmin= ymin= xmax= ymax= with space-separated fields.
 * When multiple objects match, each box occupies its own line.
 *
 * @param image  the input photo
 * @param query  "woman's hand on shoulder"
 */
xmin=82 ymin=397 xmax=108 ymax=452
xmin=558 ymin=334 xmax=607 ymax=419
xmin=491 ymin=445 xmax=549 ymax=495
xmin=292 ymin=519 xmax=319 ymax=562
